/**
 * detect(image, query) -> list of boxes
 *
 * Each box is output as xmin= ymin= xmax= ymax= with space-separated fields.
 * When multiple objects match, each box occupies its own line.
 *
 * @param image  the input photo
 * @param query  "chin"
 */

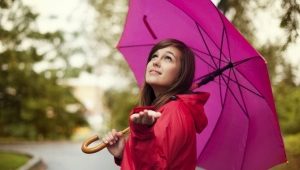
xmin=146 ymin=80 xmax=159 ymax=86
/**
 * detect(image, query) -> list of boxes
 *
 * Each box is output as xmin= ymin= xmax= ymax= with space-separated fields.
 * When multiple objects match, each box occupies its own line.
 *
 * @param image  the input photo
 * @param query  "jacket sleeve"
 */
xmin=128 ymin=102 xmax=196 ymax=169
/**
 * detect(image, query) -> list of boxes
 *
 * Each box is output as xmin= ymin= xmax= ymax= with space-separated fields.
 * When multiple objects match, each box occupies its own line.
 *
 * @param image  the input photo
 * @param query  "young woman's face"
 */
xmin=145 ymin=46 xmax=181 ymax=94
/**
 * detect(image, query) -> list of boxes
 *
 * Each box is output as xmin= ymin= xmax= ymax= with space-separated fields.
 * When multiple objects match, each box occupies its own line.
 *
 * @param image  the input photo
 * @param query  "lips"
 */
xmin=149 ymin=69 xmax=161 ymax=75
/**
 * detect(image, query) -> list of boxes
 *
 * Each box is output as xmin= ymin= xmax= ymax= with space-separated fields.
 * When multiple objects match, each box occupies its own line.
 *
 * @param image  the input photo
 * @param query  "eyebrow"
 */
xmin=154 ymin=50 xmax=178 ymax=59
xmin=165 ymin=51 xmax=176 ymax=58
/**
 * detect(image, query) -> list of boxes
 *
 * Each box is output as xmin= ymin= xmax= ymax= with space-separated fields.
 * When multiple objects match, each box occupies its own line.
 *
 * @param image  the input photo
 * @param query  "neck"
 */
xmin=152 ymin=86 xmax=167 ymax=98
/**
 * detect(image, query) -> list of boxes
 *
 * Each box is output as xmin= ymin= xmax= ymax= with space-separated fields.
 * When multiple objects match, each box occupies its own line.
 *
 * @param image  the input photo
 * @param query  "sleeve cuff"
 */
xmin=130 ymin=106 xmax=156 ymax=140
xmin=114 ymin=157 xmax=122 ymax=166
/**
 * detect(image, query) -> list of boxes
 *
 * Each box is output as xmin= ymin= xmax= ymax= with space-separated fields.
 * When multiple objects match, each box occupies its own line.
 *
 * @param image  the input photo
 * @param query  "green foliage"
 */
xmin=275 ymin=65 xmax=300 ymax=134
xmin=0 ymin=151 xmax=30 ymax=170
xmin=89 ymin=0 xmax=138 ymax=130
xmin=275 ymin=86 xmax=300 ymax=134
xmin=258 ymin=43 xmax=284 ymax=83
xmin=272 ymin=133 xmax=300 ymax=170
xmin=217 ymin=0 xmax=256 ymax=43
xmin=284 ymin=133 xmax=300 ymax=156
xmin=103 ymin=88 xmax=139 ymax=130
xmin=0 ymin=1 xmax=87 ymax=140
xmin=89 ymin=0 xmax=133 ymax=78
xmin=218 ymin=0 xmax=300 ymax=47
xmin=280 ymin=0 xmax=300 ymax=48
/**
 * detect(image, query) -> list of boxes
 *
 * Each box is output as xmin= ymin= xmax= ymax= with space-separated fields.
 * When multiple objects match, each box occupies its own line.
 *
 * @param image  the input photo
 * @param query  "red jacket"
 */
xmin=118 ymin=92 xmax=209 ymax=170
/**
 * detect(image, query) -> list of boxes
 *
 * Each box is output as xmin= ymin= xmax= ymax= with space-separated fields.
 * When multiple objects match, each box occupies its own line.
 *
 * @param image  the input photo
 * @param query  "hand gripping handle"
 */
xmin=81 ymin=127 xmax=130 ymax=154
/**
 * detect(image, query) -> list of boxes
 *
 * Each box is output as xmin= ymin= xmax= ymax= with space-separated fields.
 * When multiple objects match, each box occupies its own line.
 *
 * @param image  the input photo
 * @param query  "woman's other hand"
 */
xmin=130 ymin=110 xmax=161 ymax=126
xmin=102 ymin=129 xmax=125 ymax=159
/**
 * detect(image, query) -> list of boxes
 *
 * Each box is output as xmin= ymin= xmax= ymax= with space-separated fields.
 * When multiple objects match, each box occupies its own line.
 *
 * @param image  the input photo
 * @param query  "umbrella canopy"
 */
xmin=117 ymin=0 xmax=287 ymax=169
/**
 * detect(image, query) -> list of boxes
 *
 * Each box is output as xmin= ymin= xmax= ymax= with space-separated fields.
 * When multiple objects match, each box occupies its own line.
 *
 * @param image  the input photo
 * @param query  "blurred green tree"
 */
xmin=103 ymin=88 xmax=138 ymax=130
xmin=89 ymin=0 xmax=138 ymax=130
xmin=275 ymin=64 xmax=300 ymax=134
xmin=0 ymin=1 xmax=87 ymax=140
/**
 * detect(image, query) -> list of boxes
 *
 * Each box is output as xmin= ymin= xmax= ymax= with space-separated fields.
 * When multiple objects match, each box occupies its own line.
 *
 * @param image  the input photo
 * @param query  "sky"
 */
xmin=23 ymin=0 xmax=130 ymax=90
xmin=23 ymin=0 xmax=299 ymax=85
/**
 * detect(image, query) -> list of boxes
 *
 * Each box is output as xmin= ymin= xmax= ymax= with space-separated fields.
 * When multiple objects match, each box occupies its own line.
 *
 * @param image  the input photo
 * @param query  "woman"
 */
xmin=103 ymin=39 xmax=209 ymax=170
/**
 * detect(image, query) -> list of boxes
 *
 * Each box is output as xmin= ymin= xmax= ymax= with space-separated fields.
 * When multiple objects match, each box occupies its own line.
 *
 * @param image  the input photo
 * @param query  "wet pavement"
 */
xmin=0 ymin=141 xmax=119 ymax=170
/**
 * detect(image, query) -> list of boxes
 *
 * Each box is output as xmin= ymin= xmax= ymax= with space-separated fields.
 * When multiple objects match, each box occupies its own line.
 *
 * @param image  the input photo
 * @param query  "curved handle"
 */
xmin=81 ymin=127 xmax=130 ymax=154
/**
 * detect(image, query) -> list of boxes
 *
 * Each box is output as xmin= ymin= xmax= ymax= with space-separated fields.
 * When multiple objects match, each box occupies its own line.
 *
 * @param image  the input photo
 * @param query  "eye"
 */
xmin=150 ymin=54 xmax=158 ymax=60
xmin=164 ymin=56 xmax=172 ymax=62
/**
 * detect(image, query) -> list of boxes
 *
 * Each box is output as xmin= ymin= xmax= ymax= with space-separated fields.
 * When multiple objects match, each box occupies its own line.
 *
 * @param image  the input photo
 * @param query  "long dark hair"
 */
xmin=140 ymin=39 xmax=195 ymax=109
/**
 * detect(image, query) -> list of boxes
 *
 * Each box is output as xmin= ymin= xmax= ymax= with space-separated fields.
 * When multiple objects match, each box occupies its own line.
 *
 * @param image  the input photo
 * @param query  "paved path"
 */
xmin=0 ymin=141 xmax=119 ymax=170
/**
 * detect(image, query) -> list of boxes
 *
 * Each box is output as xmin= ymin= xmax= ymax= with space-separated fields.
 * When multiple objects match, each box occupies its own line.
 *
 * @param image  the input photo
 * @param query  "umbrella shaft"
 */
xmin=197 ymin=62 xmax=233 ymax=87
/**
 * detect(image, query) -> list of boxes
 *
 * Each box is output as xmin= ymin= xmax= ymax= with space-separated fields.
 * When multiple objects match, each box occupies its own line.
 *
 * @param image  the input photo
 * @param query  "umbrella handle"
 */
xmin=81 ymin=127 xmax=130 ymax=154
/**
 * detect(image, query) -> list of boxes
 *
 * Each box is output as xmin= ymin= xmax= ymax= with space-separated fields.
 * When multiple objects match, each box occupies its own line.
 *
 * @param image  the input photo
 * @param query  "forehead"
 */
xmin=155 ymin=46 xmax=182 ymax=57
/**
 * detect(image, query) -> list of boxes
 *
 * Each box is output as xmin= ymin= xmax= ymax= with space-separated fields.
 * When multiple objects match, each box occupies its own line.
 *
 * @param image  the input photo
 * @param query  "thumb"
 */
xmin=116 ymin=131 xmax=123 ymax=137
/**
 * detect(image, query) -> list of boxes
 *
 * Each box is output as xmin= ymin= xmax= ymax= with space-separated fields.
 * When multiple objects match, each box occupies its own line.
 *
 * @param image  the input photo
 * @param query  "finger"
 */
xmin=144 ymin=110 xmax=153 ymax=123
xmin=139 ymin=111 xmax=152 ymax=125
xmin=148 ymin=110 xmax=161 ymax=118
xmin=130 ymin=114 xmax=139 ymax=123
xmin=112 ymin=129 xmax=118 ymax=141
xmin=107 ymin=132 xmax=114 ymax=145
xmin=108 ymin=132 xmax=114 ymax=141
xmin=139 ymin=111 xmax=145 ymax=117
xmin=147 ymin=110 xmax=155 ymax=116
xmin=116 ymin=131 xmax=123 ymax=137
xmin=136 ymin=113 xmax=142 ymax=124
xmin=130 ymin=114 xmax=136 ymax=122
xmin=153 ymin=111 xmax=161 ymax=118
xmin=102 ymin=135 xmax=109 ymax=144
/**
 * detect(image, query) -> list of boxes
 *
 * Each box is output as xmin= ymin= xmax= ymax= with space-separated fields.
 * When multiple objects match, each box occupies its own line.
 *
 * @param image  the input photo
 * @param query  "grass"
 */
xmin=272 ymin=133 xmax=300 ymax=170
xmin=0 ymin=151 xmax=30 ymax=170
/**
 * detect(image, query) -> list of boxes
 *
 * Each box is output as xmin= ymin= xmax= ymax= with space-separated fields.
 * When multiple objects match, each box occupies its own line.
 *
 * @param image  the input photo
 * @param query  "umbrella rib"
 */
xmin=215 ymin=6 xmax=232 ymax=61
xmin=221 ymin=56 xmax=265 ymax=98
xmin=219 ymin=26 xmax=225 ymax=69
xmin=192 ymin=48 xmax=228 ymax=63
xmin=220 ymin=72 xmax=249 ymax=117
xmin=221 ymin=74 xmax=264 ymax=98
xmin=211 ymin=78 xmax=229 ymax=88
xmin=224 ymin=23 xmax=232 ymax=61
xmin=196 ymin=22 xmax=218 ymax=68
xmin=143 ymin=15 xmax=157 ymax=40
xmin=240 ymin=127 xmax=250 ymax=170
xmin=221 ymin=68 xmax=232 ymax=109
xmin=194 ymin=53 xmax=217 ymax=69
xmin=235 ymin=67 xmax=275 ymax=114
xmin=167 ymin=0 xmax=231 ymax=64
xmin=193 ymin=56 xmax=264 ymax=99
xmin=232 ymin=58 xmax=251 ymax=170
xmin=232 ymin=67 xmax=250 ymax=117
xmin=233 ymin=56 xmax=261 ymax=66
xmin=197 ymin=67 xmax=231 ymax=159
xmin=194 ymin=23 xmax=231 ymax=62
xmin=233 ymin=56 xmax=273 ymax=108
xmin=164 ymin=0 xmax=228 ymax=65
xmin=219 ymin=69 xmax=225 ymax=107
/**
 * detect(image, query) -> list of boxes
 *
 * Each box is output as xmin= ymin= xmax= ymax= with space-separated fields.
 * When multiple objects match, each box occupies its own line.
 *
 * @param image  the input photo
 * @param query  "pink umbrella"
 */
xmin=117 ymin=0 xmax=287 ymax=169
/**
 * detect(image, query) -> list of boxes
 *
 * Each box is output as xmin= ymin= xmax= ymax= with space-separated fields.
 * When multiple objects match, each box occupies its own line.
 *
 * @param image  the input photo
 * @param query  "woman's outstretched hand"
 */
xmin=130 ymin=109 xmax=161 ymax=126
xmin=102 ymin=129 xmax=126 ymax=159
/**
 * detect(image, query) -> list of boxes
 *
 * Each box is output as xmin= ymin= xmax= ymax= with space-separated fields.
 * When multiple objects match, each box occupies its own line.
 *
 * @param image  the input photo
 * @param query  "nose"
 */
xmin=152 ymin=57 xmax=161 ymax=67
